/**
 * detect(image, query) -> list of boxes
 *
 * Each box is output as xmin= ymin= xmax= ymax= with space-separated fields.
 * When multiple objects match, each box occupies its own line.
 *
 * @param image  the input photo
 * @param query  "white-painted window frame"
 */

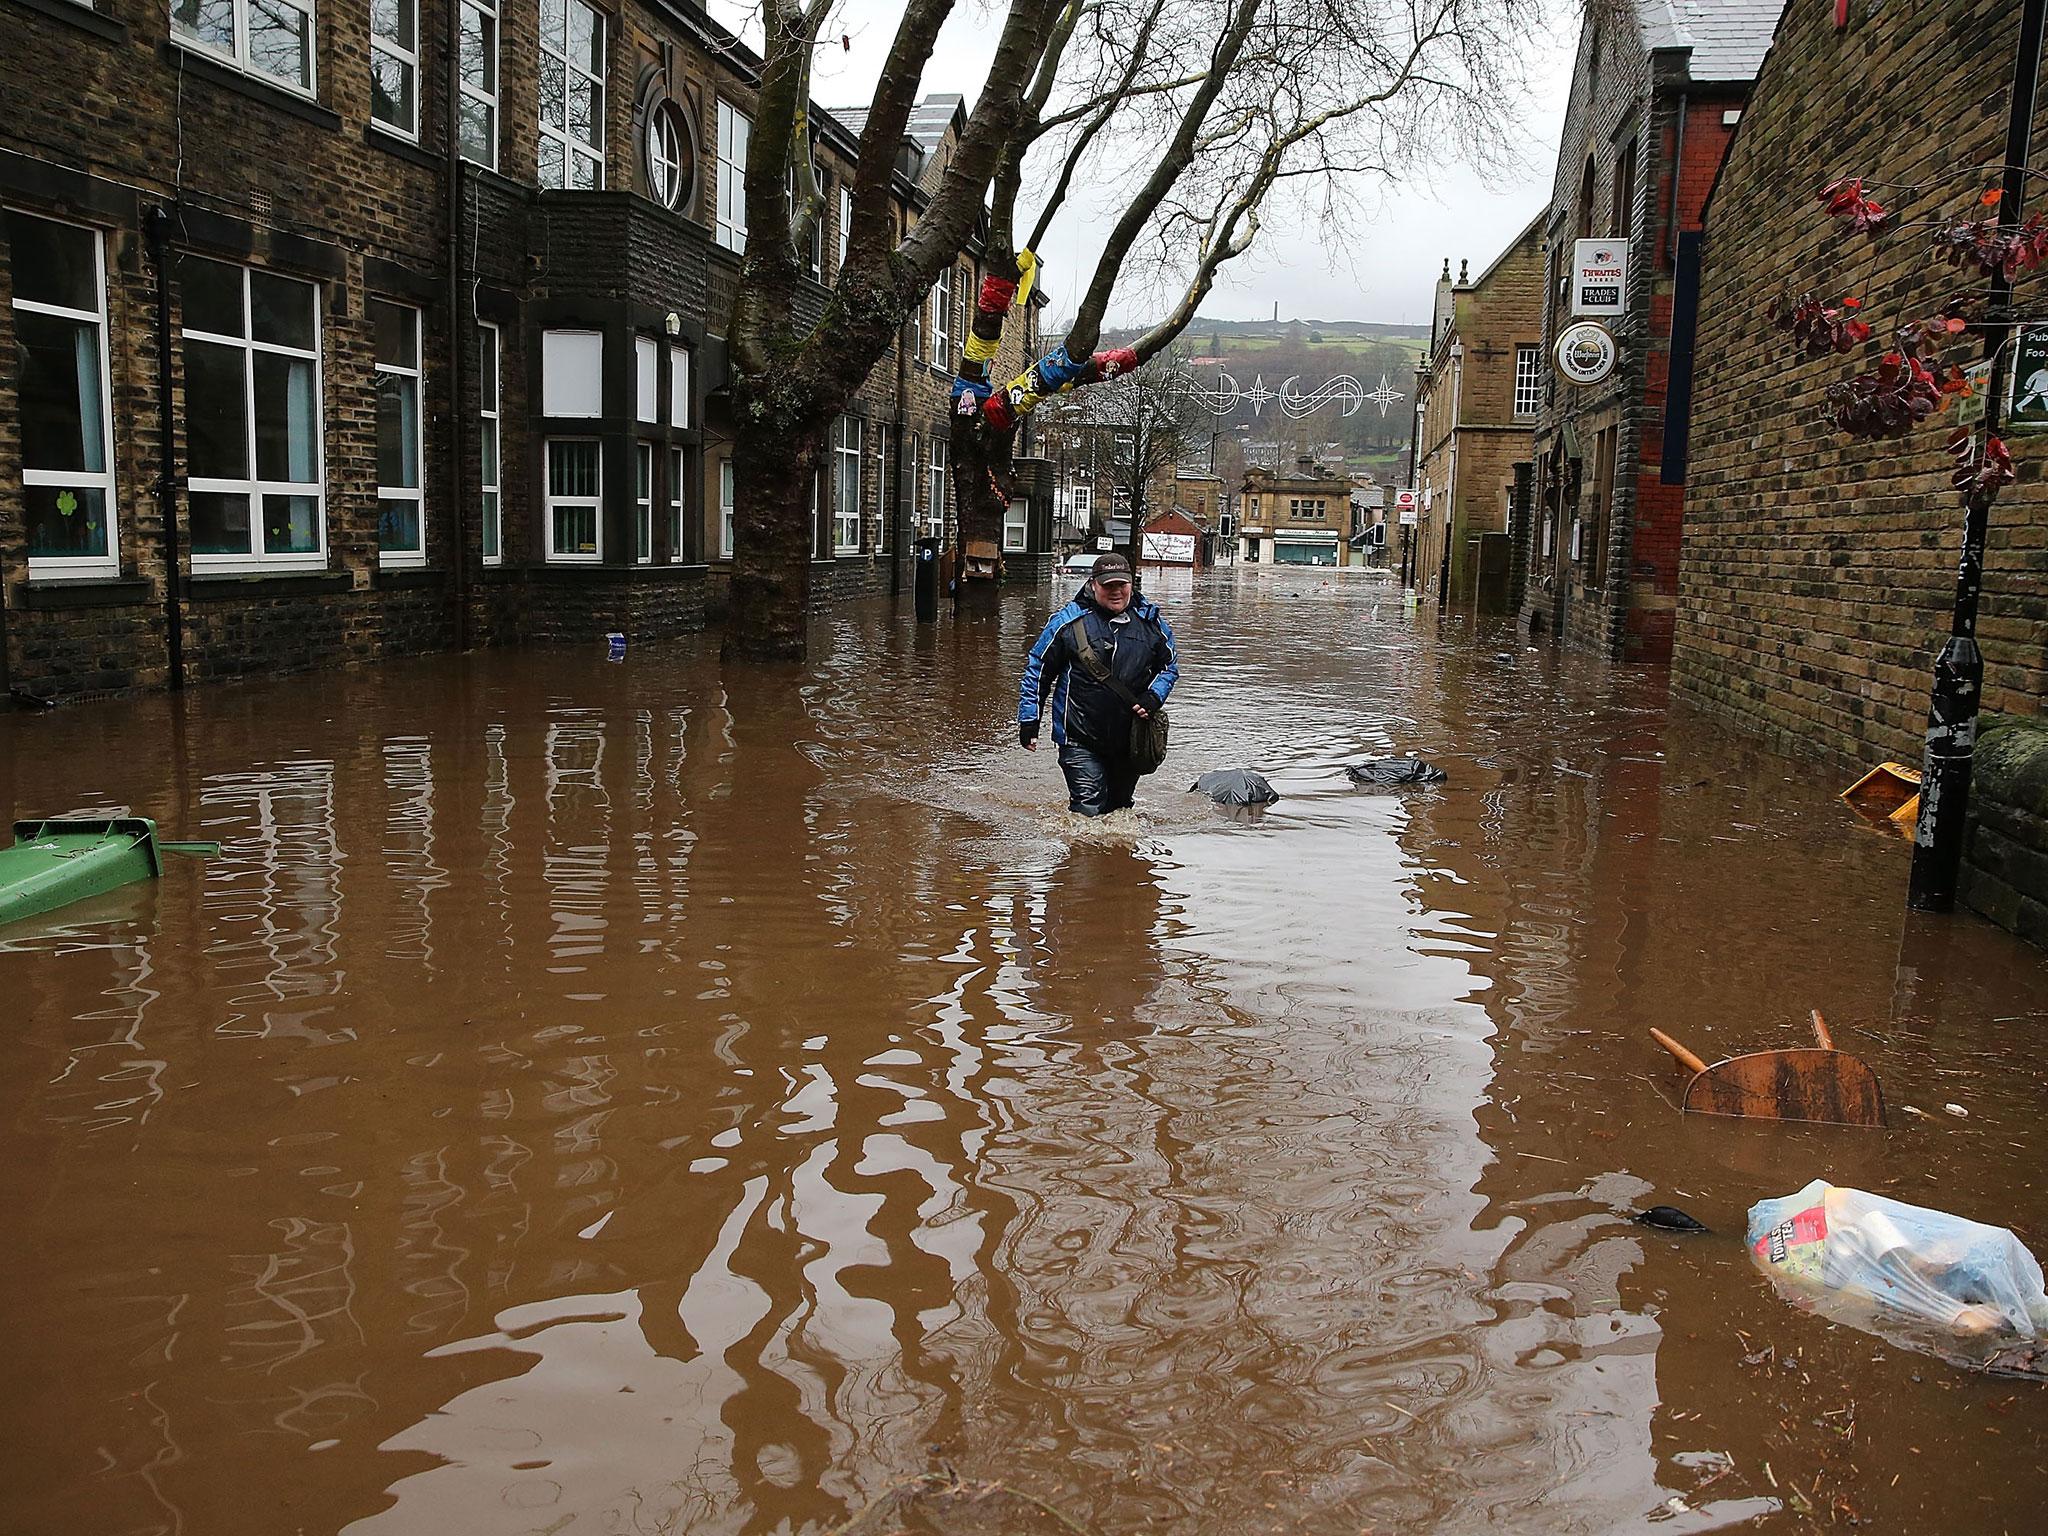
xmin=718 ymin=456 xmax=735 ymax=558
xmin=545 ymin=437 xmax=603 ymax=562
xmin=459 ymin=0 xmax=500 ymax=169
xmin=715 ymin=99 xmax=750 ymax=252
xmin=667 ymin=445 xmax=685 ymax=562
xmin=538 ymin=0 xmax=605 ymax=190
xmin=926 ymin=437 xmax=947 ymax=537
xmin=372 ymin=297 xmax=426 ymax=568
xmin=185 ymin=260 xmax=327 ymax=574
xmin=370 ymin=0 xmax=419 ymax=140
xmin=170 ymin=0 xmax=317 ymax=98
xmin=833 ymin=414 xmax=862 ymax=553
xmin=635 ymin=440 xmax=653 ymax=563
xmin=1513 ymin=343 xmax=1542 ymax=419
xmin=478 ymin=320 xmax=502 ymax=564
xmin=12 ymin=210 xmax=119 ymax=577
xmin=1003 ymin=496 xmax=1028 ymax=552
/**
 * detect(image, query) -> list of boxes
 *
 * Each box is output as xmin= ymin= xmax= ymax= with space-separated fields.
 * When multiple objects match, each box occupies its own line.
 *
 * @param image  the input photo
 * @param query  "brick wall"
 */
xmin=1676 ymin=0 xmax=2047 ymax=768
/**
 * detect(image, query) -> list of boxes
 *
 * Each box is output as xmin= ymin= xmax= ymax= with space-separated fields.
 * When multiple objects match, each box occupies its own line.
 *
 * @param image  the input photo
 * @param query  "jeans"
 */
xmin=1059 ymin=739 xmax=1140 ymax=817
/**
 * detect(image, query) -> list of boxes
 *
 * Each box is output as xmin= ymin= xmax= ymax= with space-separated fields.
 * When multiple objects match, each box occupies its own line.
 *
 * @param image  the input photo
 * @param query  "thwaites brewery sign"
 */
xmin=1571 ymin=239 xmax=1627 ymax=317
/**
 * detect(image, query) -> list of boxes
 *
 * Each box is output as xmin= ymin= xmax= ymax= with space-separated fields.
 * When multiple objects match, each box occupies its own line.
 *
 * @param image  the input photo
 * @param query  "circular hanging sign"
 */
xmin=1555 ymin=321 xmax=1618 ymax=385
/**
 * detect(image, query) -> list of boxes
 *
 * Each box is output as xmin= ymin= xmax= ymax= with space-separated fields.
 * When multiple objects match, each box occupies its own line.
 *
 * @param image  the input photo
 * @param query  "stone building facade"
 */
xmin=1411 ymin=219 xmax=1543 ymax=612
xmin=1675 ymin=0 xmax=2048 ymax=764
xmin=1516 ymin=0 xmax=1769 ymax=659
xmin=0 ymin=0 xmax=1048 ymax=702
xmin=1236 ymin=464 xmax=1357 ymax=567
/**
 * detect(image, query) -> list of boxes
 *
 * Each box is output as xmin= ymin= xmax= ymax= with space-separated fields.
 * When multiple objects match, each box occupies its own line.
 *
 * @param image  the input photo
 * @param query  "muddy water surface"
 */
xmin=2 ymin=569 xmax=2045 ymax=1534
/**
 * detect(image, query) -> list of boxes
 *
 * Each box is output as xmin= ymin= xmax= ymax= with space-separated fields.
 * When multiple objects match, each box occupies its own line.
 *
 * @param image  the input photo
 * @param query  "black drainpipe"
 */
xmin=146 ymin=205 xmax=186 ymax=692
xmin=446 ymin=4 xmax=470 ymax=649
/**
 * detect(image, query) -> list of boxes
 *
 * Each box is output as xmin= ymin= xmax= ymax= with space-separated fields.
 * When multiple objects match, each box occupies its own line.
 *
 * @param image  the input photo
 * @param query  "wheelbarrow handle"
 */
xmin=1811 ymin=1009 xmax=1833 ymax=1051
xmin=1650 ymin=1028 xmax=1710 ymax=1076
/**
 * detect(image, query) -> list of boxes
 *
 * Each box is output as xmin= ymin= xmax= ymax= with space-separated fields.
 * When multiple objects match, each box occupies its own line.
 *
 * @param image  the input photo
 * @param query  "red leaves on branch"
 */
xmin=1931 ymin=211 xmax=2048 ymax=279
xmin=1949 ymin=429 xmax=2018 ymax=508
xmin=1818 ymin=177 xmax=1887 ymax=235
xmin=1824 ymin=339 xmax=1945 ymax=439
xmin=1776 ymin=291 xmax=1874 ymax=354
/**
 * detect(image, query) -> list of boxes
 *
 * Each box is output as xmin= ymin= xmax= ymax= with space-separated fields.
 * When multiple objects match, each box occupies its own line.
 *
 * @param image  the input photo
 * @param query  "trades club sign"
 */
xmin=1555 ymin=320 xmax=1618 ymax=386
xmin=1571 ymin=238 xmax=1627 ymax=317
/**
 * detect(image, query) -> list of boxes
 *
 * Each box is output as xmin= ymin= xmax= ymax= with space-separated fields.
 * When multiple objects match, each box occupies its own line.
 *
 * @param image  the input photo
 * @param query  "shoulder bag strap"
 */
xmin=1065 ymin=616 xmax=1154 ymax=711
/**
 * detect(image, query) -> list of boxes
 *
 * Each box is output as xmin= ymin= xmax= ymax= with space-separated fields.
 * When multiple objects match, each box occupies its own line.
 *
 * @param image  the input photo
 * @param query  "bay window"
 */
xmin=635 ymin=442 xmax=653 ymax=562
xmin=373 ymin=299 xmax=424 ymax=565
xmin=538 ymin=0 xmax=604 ymax=191
xmin=182 ymin=256 xmax=324 ymax=569
xmin=668 ymin=344 xmax=689 ymax=428
xmin=546 ymin=439 xmax=601 ymax=561
xmin=9 ymin=211 xmax=117 ymax=575
xmin=1003 ymin=497 xmax=1028 ymax=553
xmin=171 ymin=0 xmax=315 ymax=95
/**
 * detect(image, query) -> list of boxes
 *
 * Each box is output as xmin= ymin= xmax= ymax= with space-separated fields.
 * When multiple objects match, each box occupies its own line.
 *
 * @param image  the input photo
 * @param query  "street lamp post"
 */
xmin=1907 ymin=0 xmax=2048 ymax=912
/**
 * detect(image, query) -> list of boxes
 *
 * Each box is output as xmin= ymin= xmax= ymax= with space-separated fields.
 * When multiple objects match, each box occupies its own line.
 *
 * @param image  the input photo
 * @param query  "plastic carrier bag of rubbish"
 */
xmin=1191 ymin=769 xmax=1279 ymax=806
xmin=1345 ymin=757 xmax=1445 ymax=787
xmin=1748 ymin=1180 xmax=2048 ymax=1370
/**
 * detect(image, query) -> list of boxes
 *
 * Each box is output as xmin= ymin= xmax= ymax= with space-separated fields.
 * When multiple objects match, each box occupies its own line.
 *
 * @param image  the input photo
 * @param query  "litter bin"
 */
xmin=914 ymin=536 xmax=940 ymax=623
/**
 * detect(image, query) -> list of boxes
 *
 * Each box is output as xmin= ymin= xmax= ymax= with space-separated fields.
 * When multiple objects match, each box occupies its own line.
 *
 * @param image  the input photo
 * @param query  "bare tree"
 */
xmin=724 ymin=0 xmax=1531 ymax=660
xmin=1075 ymin=349 xmax=1212 ymax=571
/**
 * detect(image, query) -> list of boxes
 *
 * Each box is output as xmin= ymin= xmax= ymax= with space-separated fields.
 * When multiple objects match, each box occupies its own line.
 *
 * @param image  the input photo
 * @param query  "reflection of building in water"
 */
xmin=381 ymin=736 xmax=446 ymax=969
xmin=200 ymin=759 xmax=343 ymax=1042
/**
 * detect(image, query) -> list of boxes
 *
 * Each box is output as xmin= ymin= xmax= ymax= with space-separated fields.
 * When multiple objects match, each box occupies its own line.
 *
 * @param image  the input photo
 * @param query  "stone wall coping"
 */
xmin=9 ymin=0 xmax=125 ymax=44
xmin=17 ymin=576 xmax=154 ymax=610
xmin=183 ymin=570 xmax=355 ymax=600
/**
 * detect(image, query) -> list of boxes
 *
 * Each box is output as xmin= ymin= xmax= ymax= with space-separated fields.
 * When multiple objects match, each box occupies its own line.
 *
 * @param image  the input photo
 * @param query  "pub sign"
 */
xmin=1571 ymin=238 xmax=1627 ymax=317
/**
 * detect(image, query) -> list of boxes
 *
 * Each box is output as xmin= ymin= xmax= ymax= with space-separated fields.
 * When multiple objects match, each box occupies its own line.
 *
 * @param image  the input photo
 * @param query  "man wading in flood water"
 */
xmin=1017 ymin=553 xmax=1179 ymax=816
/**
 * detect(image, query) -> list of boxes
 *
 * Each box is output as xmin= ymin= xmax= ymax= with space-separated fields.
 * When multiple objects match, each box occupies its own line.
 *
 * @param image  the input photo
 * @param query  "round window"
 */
xmin=644 ymin=100 xmax=694 ymax=211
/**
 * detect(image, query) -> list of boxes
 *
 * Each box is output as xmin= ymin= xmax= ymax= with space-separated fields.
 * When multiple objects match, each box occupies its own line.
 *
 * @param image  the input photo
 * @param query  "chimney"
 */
xmin=1432 ymin=259 xmax=1456 ymax=351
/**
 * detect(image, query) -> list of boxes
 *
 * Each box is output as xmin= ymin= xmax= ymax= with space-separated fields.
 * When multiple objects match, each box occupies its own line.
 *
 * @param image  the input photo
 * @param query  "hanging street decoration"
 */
xmin=1168 ymin=372 xmax=1398 ymax=420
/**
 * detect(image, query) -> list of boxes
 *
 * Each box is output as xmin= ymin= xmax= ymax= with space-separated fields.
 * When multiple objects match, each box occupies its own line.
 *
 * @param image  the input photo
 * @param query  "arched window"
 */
xmin=643 ymin=98 xmax=695 ymax=211
xmin=1577 ymin=156 xmax=1597 ymax=240
xmin=1612 ymin=136 xmax=1638 ymax=240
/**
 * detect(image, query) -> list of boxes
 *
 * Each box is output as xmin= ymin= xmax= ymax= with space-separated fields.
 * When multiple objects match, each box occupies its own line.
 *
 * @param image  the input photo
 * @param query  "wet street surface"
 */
xmin=3 ymin=568 xmax=2046 ymax=1535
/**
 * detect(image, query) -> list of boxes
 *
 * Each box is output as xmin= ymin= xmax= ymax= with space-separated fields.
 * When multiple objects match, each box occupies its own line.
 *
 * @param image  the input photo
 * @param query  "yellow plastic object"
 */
xmin=1841 ymin=761 xmax=1921 ymax=839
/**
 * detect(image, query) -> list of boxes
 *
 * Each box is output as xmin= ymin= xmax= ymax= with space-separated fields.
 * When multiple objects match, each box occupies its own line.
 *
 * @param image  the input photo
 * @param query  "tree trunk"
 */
xmin=725 ymin=404 xmax=826 ymax=662
xmin=951 ymin=412 xmax=1016 ymax=596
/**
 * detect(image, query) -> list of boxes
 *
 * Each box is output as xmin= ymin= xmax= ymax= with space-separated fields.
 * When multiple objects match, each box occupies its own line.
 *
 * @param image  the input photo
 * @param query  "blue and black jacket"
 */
xmin=1018 ymin=585 xmax=1179 ymax=751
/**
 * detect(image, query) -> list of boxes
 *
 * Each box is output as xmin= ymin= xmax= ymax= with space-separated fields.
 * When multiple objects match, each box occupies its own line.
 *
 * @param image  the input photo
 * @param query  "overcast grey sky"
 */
xmin=709 ymin=1 xmax=1577 ymax=328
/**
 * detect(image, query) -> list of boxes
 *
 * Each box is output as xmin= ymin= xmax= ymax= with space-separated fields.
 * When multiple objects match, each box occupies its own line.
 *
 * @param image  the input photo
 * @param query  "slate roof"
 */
xmin=1635 ymin=0 xmax=1781 ymax=83
xmin=826 ymin=105 xmax=870 ymax=137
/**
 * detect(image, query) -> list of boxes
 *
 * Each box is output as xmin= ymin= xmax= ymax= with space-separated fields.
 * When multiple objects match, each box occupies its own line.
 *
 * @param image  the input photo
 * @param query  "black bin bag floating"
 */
xmin=1345 ymin=757 xmax=1446 ymax=787
xmin=1191 ymin=769 xmax=1280 ymax=806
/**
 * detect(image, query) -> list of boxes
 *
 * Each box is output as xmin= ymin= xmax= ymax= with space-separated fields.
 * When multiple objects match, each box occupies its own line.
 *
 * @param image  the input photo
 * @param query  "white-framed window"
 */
xmin=873 ymin=423 xmax=893 ymax=551
xmin=171 ymin=0 xmax=315 ymax=96
xmin=542 ymin=328 xmax=602 ymax=416
xmin=715 ymin=100 xmax=750 ymax=252
xmin=546 ymin=438 xmax=601 ymax=561
xmin=837 ymin=182 xmax=852 ymax=273
xmin=926 ymin=438 xmax=947 ymax=536
xmin=635 ymin=334 xmax=657 ymax=423
xmin=644 ymin=99 xmax=692 ymax=211
xmin=718 ymin=456 xmax=735 ymax=558
xmin=372 ymin=298 xmax=425 ymax=566
xmin=1071 ymin=482 xmax=1092 ymax=522
xmin=538 ymin=0 xmax=604 ymax=191
xmin=667 ymin=445 xmax=685 ymax=562
xmin=370 ymin=0 xmax=418 ymax=138
xmin=1003 ymin=497 xmax=1027 ymax=552
xmin=833 ymin=414 xmax=862 ymax=553
xmin=10 ymin=211 xmax=118 ymax=576
xmin=478 ymin=321 xmax=502 ymax=564
xmin=668 ymin=344 xmax=689 ymax=427
xmin=182 ymin=256 xmax=324 ymax=571
xmin=907 ymin=431 xmax=921 ymax=528
xmin=635 ymin=441 xmax=653 ymax=563
xmin=810 ymin=469 xmax=824 ymax=556
xmin=1514 ymin=343 xmax=1542 ymax=419
xmin=459 ymin=0 xmax=499 ymax=169
xmin=929 ymin=265 xmax=951 ymax=366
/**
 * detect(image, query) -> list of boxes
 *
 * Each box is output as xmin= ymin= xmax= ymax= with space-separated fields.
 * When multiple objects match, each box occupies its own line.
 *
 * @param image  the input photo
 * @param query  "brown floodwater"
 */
xmin=2 ymin=568 xmax=2045 ymax=1536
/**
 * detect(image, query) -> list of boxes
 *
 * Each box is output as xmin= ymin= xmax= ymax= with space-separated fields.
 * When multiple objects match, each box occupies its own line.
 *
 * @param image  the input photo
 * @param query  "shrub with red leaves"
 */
xmin=1824 ymin=345 xmax=1944 ymax=439
xmin=1777 ymin=291 xmax=1874 ymax=354
xmin=1819 ymin=176 xmax=1887 ymax=235
xmin=1931 ymin=211 xmax=2048 ymax=280
xmin=1948 ymin=429 xmax=2018 ymax=507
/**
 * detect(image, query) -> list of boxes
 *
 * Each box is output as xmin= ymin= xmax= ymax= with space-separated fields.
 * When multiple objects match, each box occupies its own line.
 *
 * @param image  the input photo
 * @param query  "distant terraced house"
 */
xmin=0 ymin=0 xmax=1052 ymax=701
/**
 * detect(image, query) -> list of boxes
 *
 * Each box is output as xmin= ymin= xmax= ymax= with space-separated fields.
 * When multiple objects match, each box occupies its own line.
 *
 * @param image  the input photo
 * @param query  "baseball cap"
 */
xmin=1090 ymin=553 xmax=1133 ymax=585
